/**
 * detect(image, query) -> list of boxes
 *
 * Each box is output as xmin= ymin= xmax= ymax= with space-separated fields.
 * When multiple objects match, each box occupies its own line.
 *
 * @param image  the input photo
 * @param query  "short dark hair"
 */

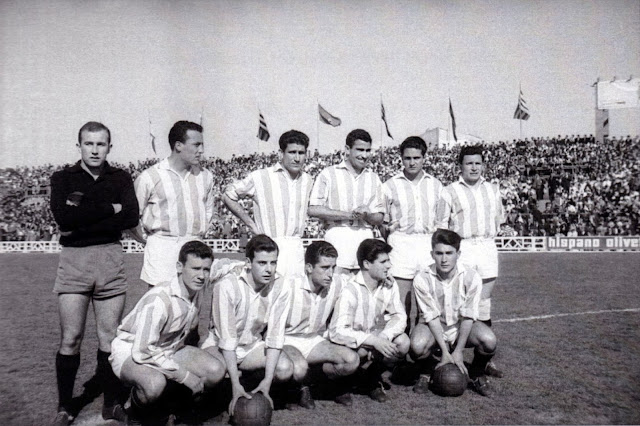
xmin=346 ymin=129 xmax=372 ymax=148
xmin=458 ymin=145 xmax=484 ymax=164
xmin=78 ymin=121 xmax=110 ymax=144
xmin=169 ymin=121 xmax=203 ymax=151
xmin=178 ymin=240 xmax=213 ymax=264
xmin=431 ymin=228 xmax=462 ymax=251
xmin=279 ymin=130 xmax=309 ymax=151
xmin=357 ymin=238 xmax=392 ymax=269
xmin=399 ymin=136 xmax=427 ymax=156
xmin=245 ymin=234 xmax=279 ymax=261
xmin=305 ymin=241 xmax=338 ymax=266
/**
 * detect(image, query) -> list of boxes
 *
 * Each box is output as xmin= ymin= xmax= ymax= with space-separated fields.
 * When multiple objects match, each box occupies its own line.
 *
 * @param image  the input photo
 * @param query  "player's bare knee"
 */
xmin=59 ymin=331 xmax=84 ymax=353
xmin=410 ymin=334 xmax=428 ymax=359
xmin=137 ymin=374 xmax=167 ymax=403
xmin=479 ymin=329 xmax=497 ymax=353
xmin=203 ymin=358 xmax=226 ymax=386
xmin=394 ymin=333 xmax=411 ymax=356
xmin=291 ymin=359 xmax=308 ymax=383
xmin=274 ymin=355 xmax=294 ymax=382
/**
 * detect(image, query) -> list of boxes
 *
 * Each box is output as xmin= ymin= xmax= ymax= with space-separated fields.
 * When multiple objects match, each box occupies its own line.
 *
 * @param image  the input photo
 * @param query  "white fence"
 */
xmin=1 ymin=237 xmax=548 ymax=254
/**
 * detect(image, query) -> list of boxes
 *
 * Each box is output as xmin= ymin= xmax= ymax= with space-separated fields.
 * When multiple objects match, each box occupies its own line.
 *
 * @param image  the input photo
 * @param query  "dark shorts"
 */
xmin=54 ymin=243 xmax=127 ymax=299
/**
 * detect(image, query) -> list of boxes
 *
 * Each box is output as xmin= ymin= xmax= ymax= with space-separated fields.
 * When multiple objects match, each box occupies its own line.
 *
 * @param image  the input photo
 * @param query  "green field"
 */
xmin=1 ymin=253 xmax=639 ymax=425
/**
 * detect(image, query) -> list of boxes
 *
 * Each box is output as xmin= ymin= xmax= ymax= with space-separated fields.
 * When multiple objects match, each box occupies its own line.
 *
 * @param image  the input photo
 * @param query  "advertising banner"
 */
xmin=547 ymin=236 xmax=640 ymax=251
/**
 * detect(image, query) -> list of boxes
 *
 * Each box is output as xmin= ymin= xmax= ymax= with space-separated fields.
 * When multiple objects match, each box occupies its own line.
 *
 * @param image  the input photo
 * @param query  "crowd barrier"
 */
xmin=1 ymin=236 xmax=639 ymax=253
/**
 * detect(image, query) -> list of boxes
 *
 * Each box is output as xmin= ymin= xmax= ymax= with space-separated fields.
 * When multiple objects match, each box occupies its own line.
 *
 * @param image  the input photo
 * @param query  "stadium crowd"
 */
xmin=1 ymin=134 xmax=638 ymax=241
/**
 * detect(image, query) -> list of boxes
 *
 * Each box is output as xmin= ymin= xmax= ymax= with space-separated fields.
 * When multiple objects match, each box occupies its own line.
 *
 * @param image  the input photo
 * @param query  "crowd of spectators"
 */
xmin=1 ymin=134 xmax=638 ymax=241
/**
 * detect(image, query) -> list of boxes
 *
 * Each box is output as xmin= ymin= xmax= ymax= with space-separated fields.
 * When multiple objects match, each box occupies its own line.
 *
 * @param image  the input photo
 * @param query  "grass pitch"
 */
xmin=1 ymin=252 xmax=639 ymax=425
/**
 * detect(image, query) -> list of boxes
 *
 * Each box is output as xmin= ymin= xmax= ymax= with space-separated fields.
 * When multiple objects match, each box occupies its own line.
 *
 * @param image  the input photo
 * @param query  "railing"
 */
xmin=2 ymin=236 xmax=638 ymax=253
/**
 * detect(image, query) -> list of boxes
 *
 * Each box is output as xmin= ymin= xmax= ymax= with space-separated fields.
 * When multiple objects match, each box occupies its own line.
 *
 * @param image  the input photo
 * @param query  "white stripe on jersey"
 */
xmin=135 ymin=158 xmax=214 ymax=237
xmin=285 ymin=274 xmax=344 ymax=336
xmin=226 ymin=164 xmax=313 ymax=237
xmin=435 ymin=177 xmax=503 ymax=239
xmin=384 ymin=172 xmax=443 ymax=234
xmin=309 ymin=161 xmax=384 ymax=227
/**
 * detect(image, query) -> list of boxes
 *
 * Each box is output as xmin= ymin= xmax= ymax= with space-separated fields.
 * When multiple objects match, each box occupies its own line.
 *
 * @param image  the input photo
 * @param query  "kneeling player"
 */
xmin=283 ymin=241 xmax=360 ymax=408
xmin=109 ymin=241 xmax=230 ymax=424
xmin=329 ymin=239 xmax=410 ymax=402
xmin=410 ymin=229 xmax=498 ymax=397
xmin=203 ymin=235 xmax=294 ymax=416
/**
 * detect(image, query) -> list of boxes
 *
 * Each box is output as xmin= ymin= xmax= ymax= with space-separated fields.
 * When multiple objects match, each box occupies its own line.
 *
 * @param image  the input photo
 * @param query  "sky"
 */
xmin=1 ymin=0 xmax=639 ymax=168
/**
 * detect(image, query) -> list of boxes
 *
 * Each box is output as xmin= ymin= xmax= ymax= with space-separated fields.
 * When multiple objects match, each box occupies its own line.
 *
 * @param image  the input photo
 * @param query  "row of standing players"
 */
xmin=49 ymin=120 xmax=504 ymax=425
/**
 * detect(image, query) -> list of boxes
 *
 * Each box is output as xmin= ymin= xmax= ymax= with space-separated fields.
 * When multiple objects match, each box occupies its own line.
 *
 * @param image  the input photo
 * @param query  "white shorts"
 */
xmin=324 ymin=226 xmax=374 ymax=270
xmin=201 ymin=332 xmax=266 ymax=364
xmin=273 ymin=236 xmax=304 ymax=277
xmin=283 ymin=334 xmax=326 ymax=359
xmin=109 ymin=337 xmax=133 ymax=379
xmin=388 ymin=232 xmax=434 ymax=279
xmin=459 ymin=238 xmax=498 ymax=279
xmin=142 ymin=234 xmax=201 ymax=286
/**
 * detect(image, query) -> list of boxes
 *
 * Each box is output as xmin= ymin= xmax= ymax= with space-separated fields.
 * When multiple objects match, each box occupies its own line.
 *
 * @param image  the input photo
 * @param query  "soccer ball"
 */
xmin=233 ymin=393 xmax=273 ymax=426
xmin=429 ymin=364 xmax=467 ymax=397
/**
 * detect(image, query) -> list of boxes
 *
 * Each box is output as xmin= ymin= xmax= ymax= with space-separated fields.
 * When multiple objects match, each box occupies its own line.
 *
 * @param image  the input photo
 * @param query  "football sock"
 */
xmin=470 ymin=348 xmax=495 ymax=379
xmin=56 ymin=352 xmax=80 ymax=412
xmin=97 ymin=350 xmax=120 ymax=409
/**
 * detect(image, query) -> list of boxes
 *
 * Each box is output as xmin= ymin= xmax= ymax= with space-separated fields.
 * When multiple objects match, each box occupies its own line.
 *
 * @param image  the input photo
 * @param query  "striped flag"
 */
xmin=449 ymin=98 xmax=458 ymax=142
xmin=381 ymin=101 xmax=394 ymax=139
xmin=513 ymin=89 xmax=530 ymax=120
xmin=318 ymin=104 xmax=341 ymax=126
xmin=257 ymin=111 xmax=270 ymax=141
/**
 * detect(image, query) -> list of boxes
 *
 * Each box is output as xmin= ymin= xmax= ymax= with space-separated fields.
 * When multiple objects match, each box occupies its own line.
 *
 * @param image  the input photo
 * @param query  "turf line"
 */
xmin=495 ymin=307 xmax=640 ymax=323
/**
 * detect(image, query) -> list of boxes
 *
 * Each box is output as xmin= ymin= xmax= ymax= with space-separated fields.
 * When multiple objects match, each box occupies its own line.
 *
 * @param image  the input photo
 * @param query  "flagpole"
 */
xmin=316 ymin=99 xmax=320 ymax=155
xmin=379 ymin=94 xmax=383 ymax=158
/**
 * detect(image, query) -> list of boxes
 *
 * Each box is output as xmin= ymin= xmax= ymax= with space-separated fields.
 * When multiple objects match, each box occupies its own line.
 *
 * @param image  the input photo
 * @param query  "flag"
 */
xmin=318 ymin=104 xmax=341 ymax=126
xmin=513 ymin=89 xmax=530 ymax=120
xmin=257 ymin=111 xmax=270 ymax=141
xmin=449 ymin=98 xmax=458 ymax=142
xmin=381 ymin=101 xmax=394 ymax=139
xmin=150 ymin=132 xmax=156 ymax=155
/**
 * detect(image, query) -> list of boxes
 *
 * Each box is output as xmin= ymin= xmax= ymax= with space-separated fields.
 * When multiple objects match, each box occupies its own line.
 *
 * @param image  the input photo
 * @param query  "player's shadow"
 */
xmin=67 ymin=374 xmax=105 ymax=418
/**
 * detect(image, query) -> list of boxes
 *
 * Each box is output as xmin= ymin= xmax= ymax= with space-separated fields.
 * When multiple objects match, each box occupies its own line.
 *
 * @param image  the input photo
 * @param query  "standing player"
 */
xmin=410 ymin=229 xmax=498 ymax=396
xmin=329 ymin=239 xmax=409 ymax=402
xmin=308 ymin=129 xmax=385 ymax=274
xmin=130 ymin=120 xmax=215 ymax=286
xmin=50 ymin=122 xmax=139 ymax=425
xmin=435 ymin=145 xmax=504 ymax=378
xmin=223 ymin=130 xmax=314 ymax=276
xmin=282 ymin=241 xmax=360 ymax=408
xmin=383 ymin=136 xmax=443 ymax=331
xmin=202 ymin=235 xmax=293 ymax=416
xmin=109 ymin=241 xmax=228 ymax=424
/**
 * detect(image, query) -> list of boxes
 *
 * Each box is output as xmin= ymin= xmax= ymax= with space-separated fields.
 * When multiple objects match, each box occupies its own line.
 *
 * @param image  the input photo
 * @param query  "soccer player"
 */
xmin=383 ymin=136 xmax=443 ymax=332
xmin=203 ymin=235 xmax=293 ymax=416
xmin=49 ymin=121 xmax=139 ymax=425
xmin=308 ymin=129 xmax=385 ymax=274
xmin=410 ymin=229 xmax=498 ymax=397
xmin=329 ymin=239 xmax=409 ymax=402
xmin=435 ymin=145 xmax=504 ymax=378
xmin=282 ymin=241 xmax=360 ymax=408
xmin=223 ymin=130 xmax=314 ymax=276
xmin=131 ymin=120 xmax=215 ymax=286
xmin=109 ymin=241 xmax=229 ymax=424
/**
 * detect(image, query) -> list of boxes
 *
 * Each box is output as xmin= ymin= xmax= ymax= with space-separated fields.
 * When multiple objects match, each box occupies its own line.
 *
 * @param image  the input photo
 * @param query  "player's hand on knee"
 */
xmin=373 ymin=336 xmax=397 ymax=359
xmin=180 ymin=371 xmax=204 ymax=395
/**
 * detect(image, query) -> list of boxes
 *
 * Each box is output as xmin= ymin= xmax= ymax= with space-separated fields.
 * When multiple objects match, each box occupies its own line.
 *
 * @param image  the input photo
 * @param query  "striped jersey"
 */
xmin=285 ymin=273 xmax=345 ymax=337
xmin=114 ymin=276 xmax=201 ymax=382
xmin=135 ymin=158 xmax=215 ymax=237
xmin=224 ymin=164 xmax=313 ymax=237
xmin=435 ymin=176 xmax=503 ymax=239
xmin=113 ymin=258 xmax=241 ymax=381
xmin=207 ymin=268 xmax=291 ymax=351
xmin=383 ymin=171 xmax=444 ymax=234
xmin=309 ymin=161 xmax=384 ymax=228
xmin=413 ymin=263 xmax=482 ymax=325
xmin=328 ymin=272 xmax=407 ymax=349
